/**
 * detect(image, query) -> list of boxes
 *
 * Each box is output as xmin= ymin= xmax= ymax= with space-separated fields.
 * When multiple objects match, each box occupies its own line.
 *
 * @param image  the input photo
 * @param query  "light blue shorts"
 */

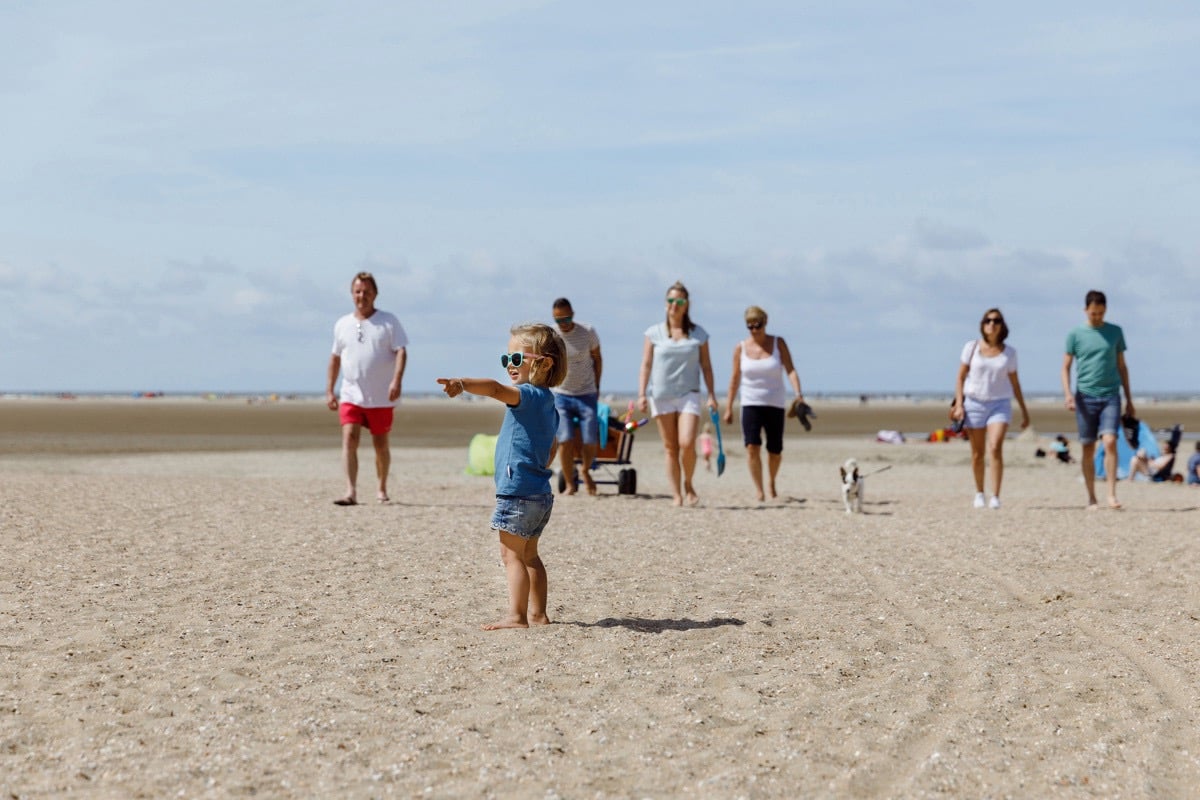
xmin=963 ymin=397 xmax=1012 ymax=429
xmin=1074 ymin=391 xmax=1120 ymax=445
xmin=490 ymin=494 xmax=553 ymax=539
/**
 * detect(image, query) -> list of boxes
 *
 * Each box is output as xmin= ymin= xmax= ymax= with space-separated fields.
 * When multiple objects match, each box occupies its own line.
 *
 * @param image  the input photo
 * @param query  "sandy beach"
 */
xmin=3 ymin=398 xmax=1199 ymax=797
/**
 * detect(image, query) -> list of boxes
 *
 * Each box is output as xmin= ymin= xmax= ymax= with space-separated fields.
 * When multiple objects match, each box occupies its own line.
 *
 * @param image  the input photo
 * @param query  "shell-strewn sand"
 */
xmin=3 ymin=400 xmax=1199 ymax=797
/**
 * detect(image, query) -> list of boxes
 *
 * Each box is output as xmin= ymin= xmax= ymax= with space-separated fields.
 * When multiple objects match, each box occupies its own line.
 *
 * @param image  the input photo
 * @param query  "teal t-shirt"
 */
xmin=1065 ymin=322 xmax=1126 ymax=397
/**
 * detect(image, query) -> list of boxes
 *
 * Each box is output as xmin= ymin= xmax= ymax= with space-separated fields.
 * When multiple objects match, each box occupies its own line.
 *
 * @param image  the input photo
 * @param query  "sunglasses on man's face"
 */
xmin=554 ymin=315 xmax=573 ymax=326
xmin=666 ymin=297 xmax=688 ymax=307
xmin=500 ymin=352 xmax=541 ymax=369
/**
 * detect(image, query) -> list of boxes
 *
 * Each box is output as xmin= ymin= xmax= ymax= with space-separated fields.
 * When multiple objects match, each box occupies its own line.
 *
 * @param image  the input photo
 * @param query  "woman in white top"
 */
xmin=722 ymin=306 xmax=804 ymax=502
xmin=637 ymin=281 xmax=718 ymax=507
xmin=950 ymin=308 xmax=1031 ymax=509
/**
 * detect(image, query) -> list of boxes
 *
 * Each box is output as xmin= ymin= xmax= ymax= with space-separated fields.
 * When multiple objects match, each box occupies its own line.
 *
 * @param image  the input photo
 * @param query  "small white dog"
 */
xmin=840 ymin=458 xmax=864 ymax=513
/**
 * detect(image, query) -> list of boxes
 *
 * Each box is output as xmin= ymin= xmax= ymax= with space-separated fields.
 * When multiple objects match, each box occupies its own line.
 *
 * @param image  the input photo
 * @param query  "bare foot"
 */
xmin=583 ymin=475 xmax=598 ymax=496
xmin=529 ymin=613 xmax=552 ymax=626
xmin=333 ymin=496 xmax=357 ymax=506
xmin=481 ymin=616 xmax=528 ymax=631
xmin=1108 ymin=497 xmax=1123 ymax=510
xmin=671 ymin=495 xmax=684 ymax=507
xmin=686 ymin=492 xmax=700 ymax=507
xmin=1086 ymin=502 xmax=1100 ymax=511
xmin=755 ymin=491 xmax=766 ymax=502
xmin=377 ymin=493 xmax=390 ymax=504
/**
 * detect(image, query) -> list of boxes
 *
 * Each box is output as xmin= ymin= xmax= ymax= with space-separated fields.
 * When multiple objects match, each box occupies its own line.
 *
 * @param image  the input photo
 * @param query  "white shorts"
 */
xmin=649 ymin=391 xmax=703 ymax=418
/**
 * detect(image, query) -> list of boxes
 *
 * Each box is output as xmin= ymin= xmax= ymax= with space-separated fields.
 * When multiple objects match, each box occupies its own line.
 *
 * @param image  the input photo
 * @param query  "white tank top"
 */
xmin=739 ymin=339 xmax=787 ymax=409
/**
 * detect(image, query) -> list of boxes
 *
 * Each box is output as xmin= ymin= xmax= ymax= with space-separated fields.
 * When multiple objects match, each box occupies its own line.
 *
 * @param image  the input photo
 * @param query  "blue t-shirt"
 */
xmin=494 ymin=383 xmax=558 ymax=497
xmin=1065 ymin=322 xmax=1126 ymax=398
xmin=645 ymin=322 xmax=709 ymax=399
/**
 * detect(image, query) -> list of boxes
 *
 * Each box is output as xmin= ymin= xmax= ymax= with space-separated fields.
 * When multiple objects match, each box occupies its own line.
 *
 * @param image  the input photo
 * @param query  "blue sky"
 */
xmin=2 ymin=1 xmax=1197 ymax=395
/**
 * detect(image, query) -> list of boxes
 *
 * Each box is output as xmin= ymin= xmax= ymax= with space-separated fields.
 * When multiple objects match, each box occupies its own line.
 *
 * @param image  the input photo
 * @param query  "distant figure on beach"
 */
xmin=722 ymin=305 xmax=806 ymax=502
xmin=1052 ymin=435 xmax=1074 ymax=464
xmin=326 ymin=272 xmax=408 ymax=506
xmin=638 ymin=281 xmax=718 ymax=507
xmin=550 ymin=298 xmax=603 ymax=496
xmin=950 ymin=308 xmax=1030 ymax=510
xmin=1128 ymin=442 xmax=1176 ymax=482
xmin=1188 ymin=442 xmax=1200 ymax=486
xmin=437 ymin=323 xmax=566 ymax=630
xmin=1061 ymin=289 xmax=1135 ymax=510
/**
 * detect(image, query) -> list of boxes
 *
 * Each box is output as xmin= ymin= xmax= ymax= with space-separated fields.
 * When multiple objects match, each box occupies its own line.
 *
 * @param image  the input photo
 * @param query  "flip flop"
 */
xmin=333 ymin=497 xmax=358 ymax=506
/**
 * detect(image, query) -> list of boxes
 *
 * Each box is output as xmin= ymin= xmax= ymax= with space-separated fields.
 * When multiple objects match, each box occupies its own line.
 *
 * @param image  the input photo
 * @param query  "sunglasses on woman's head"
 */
xmin=666 ymin=297 xmax=688 ymax=306
xmin=500 ymin=352 xmax=543 ymax=368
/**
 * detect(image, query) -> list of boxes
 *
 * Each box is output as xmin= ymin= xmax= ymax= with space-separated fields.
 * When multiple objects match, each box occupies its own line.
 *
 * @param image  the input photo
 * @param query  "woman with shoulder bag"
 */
xmin=950 ymin=308 xmax=1031 ymax=509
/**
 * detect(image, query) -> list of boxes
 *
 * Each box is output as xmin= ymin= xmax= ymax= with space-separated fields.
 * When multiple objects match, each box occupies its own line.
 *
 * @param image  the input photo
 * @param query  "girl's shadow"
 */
xmin=565 ymin=616 xmax=745 ymax=633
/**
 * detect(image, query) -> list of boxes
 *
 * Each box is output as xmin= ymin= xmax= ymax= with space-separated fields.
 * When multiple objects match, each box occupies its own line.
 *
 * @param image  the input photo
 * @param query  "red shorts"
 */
xmin=338 ymin=403 xmax=394 ymax=434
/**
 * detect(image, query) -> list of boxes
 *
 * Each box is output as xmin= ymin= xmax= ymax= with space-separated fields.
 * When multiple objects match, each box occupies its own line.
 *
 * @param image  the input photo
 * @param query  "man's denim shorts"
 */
xmin=1074 ymin=391 xmax=1120 ymax=444
xmin=554 ymin=393 xmax=600 ymax=445
xmin=490 ymin=494 xmax=553 ymax=539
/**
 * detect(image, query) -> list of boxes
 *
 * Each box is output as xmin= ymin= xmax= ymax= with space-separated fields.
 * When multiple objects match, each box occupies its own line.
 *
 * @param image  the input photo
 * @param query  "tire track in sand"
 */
xmin=817 ymin=531 xmax=989 ymax=798
xmin=992 ymin=573 xmax=1200 ymax=795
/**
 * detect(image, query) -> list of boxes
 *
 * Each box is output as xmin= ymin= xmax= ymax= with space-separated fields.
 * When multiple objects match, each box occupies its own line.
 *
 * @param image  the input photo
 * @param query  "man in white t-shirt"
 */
xmin=550 ymin=297 xmax=603 ymax=495
xmin=325 ymin=272 xmax=408 ymax=505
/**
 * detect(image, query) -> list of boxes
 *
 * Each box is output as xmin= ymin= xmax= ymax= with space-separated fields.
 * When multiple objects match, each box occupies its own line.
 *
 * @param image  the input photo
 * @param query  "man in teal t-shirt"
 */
xmin=1061 ymin=290 xmax=1135 ymax=510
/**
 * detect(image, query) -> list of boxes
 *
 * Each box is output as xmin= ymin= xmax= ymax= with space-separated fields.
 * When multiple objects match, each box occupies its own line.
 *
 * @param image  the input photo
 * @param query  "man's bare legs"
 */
xmin=557 ymin=438 xmax=598 ymax=496
xmin=579 ymin=442 xmax=598 ymax=495
xmin=337 ymin=423 xmax=361 ymax=504
xmin=371 ymin=431 xmax=392 ymax=502
xmin=1080 ymin=435 xmax=1122 ymax=509
xmin=483 ymin=531 xmax=550 ymax=630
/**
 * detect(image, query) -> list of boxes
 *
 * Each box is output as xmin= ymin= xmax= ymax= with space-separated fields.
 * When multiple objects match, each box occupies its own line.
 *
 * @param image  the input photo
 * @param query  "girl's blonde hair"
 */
xmin=511 ymin=322 xmax=567 ymax=388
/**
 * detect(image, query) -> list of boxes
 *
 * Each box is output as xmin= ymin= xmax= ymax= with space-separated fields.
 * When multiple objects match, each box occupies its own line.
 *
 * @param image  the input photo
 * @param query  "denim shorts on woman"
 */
xmin=490 ymin=494 xmax=554 ymax=539
xmin=963 ymin=397 xmax=1012 ymax=429
xmin=1074 ymin=391 xmax=1120 ymax=445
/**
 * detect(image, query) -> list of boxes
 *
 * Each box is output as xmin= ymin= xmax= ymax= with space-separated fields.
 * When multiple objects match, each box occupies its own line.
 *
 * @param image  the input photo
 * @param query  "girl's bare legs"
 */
xmin=677 ymin=411 xmax=701 ymax=506
xmin=746 ymin=444 xmax=765 ymax=501
xmin=655 ymin=413 xmax=684 ymax=506
xmin=483 ymin=531 xmax=550 ymax=630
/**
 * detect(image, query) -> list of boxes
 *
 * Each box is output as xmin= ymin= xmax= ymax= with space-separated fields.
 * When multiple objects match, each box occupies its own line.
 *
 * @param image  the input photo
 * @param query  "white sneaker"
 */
xmin=973 ymin=492 xmax=986 ymax=509
xmin=989 ymin=496 xmax=1001 ymax=510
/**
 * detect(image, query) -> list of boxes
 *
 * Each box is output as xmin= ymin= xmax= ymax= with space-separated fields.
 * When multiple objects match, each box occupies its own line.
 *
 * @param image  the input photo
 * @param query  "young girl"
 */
xmin=438 ymin=323 xmax=567 ymax=630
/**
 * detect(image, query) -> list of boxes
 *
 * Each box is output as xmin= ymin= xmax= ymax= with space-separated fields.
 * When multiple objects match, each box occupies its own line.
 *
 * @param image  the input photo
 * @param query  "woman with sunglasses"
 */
xmin=950 ymin=308 xmax=1031 ymax=509
xmin=722 ymin=306 xmax=805 ymax=502
xmin=638 ymin=281 xmax=718 ymax=507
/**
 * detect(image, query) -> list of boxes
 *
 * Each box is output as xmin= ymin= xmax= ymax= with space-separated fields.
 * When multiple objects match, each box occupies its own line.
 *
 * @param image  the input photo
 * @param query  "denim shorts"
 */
xmin=963 ymin=397 xmax=1012 ymax=429
xmin=490 ymin=494 xmax=553 ymax=539
xmin=554 ymin=392 xmax=600 ymax=445
xmin=1074 ymin=391 xmax=1120 ymax=444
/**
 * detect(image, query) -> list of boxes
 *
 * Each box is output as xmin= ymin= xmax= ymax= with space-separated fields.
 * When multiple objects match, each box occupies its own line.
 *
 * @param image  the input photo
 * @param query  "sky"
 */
xmin=2 ymin=1 xmax=1198 ymax=396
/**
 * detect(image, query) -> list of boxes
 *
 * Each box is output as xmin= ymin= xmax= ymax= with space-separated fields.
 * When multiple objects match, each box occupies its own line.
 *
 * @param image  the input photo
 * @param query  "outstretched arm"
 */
xmin=437 ymin=377 xmax=521 ymax=406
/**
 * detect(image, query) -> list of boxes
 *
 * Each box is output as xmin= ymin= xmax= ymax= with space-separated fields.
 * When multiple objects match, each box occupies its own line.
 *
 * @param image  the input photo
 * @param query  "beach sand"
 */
xmin=3 ymin=398 xmax=1199 ymax=797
